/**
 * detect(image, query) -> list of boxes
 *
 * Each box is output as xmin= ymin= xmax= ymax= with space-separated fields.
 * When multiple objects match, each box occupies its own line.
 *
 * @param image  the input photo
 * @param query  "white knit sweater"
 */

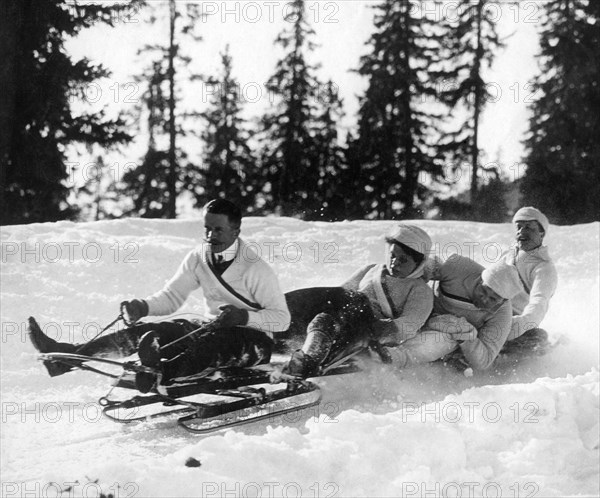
xmin=503 ymin=245 xmax=557 ymax=340
xmin=144 ymin=238 xmax=291 ymax=336
xmin=343 ymin=263 xmax=433 ymax=343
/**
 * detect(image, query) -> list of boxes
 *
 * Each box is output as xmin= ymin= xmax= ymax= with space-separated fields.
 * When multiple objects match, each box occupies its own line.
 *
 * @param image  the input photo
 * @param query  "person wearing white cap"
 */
xmin=501 ymin=207 xmax=557 ymax=348
xmin=273 ymin=224 xmax=434 ymax=379
xmin=344 ymin=224 xmax=434 ymax=341
xmin=383 ymin=255 xmax=523 ymax=372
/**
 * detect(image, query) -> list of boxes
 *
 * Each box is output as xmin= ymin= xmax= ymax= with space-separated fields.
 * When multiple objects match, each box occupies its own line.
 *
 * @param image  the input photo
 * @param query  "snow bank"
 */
xmin=131 ymin=370 xmax=599 ymax=498
xmin=1 ymin=217 xmax=598 ymax=497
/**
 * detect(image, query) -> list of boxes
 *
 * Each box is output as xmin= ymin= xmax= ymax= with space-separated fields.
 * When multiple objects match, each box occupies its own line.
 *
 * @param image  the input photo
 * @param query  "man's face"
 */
xmin=515 ymin=220 xmax=544 ymax=251
xmin=203 ymin=213 xmax=240 ymax=253
xmin=386 ymin=242 xmax=418 ymax=278
xmin=472 ymin=279 xmax=506 ymax=311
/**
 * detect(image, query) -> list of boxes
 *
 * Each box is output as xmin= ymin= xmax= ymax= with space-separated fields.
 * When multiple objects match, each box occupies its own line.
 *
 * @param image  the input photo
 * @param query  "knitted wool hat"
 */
xmin=481 ymin=260 xmax=523 ymax=299
xmin=513 ymin=207 xmax=549 ymax=233
xmin=387 ymin=224 xmax=432 ymax=256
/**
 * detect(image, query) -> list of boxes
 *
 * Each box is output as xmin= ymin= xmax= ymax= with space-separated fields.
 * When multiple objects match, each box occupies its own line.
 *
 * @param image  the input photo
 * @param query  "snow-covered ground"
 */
xmin=1 ymin=217 xmax=598 ymax=497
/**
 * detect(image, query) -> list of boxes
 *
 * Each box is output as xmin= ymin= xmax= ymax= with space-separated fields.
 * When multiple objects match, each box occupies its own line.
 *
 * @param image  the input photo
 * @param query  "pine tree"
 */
xmin=343 ymin=131 xmax=373 ymax=219
xmin=0 ymin=0 xmax=134 ymax=225
xmin=121 ymin=60 xmax=172 ymax=217
xmin=352 ymin=0 xmax=445 ymax=219
xmin=77 ymin=156 xmax=113 ymax=221
xmin=522 ymin=0 xmax=600 ymax=224
xmin=191 ymin=46 xmax=257 ymax=212
xmin=261 ymin=0 xmax=326 ymax=216
xmin=309 ymin=80 xmax=348 ymax=220
xmin=119 ymin=1 xmax=202 ymax=218
xmin=439 ymin=0 xmax=504 ymax=207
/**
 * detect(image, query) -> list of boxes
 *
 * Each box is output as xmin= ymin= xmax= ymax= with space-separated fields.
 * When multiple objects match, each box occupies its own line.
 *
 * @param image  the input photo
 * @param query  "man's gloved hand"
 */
xmin=215 ymin=305 xmax=249 ymax=328
xmin=120 ymin=299 xmax=149 ymax=325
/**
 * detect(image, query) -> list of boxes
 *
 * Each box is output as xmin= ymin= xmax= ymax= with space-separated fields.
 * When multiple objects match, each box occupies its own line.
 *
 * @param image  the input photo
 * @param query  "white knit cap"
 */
xmin=513 ymin=206 xmax=549 ymax=233
xmin=481 ymin=261 xmax=523 ymax=299
xmin=387 ymin=224 xmax=432 ymax=256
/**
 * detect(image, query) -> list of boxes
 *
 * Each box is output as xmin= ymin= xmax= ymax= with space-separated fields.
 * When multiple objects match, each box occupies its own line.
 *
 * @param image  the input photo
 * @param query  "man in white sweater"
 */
xmin=501 ymin=206 xmax=557 ymax=351
xmin=29 ymin=199 xmax=291 ymax=391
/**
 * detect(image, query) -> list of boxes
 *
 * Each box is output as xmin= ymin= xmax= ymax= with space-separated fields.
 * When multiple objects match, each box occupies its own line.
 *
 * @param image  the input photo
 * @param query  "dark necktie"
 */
xmin=212 ymin=254 xmax=231 ymax=275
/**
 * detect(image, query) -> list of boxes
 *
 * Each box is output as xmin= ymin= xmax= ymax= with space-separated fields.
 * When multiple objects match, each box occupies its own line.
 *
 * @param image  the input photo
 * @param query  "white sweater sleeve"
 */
xmin=144 ymin=251 xmax=201 ymax=316
xmin=460 ymin=302 xmax=513 ymax=371
xmin=510 ymin=263 xmax=558 ymax=339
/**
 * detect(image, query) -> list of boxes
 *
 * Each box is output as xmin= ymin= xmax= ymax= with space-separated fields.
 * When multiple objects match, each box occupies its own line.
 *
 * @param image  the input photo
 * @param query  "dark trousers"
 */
xmin=75 ymin=287 xmax=372 ymax=378
xmin=75 ymin=320 xmax=199 ymax=358
xmin=76 ymin=320 xmax=273 ymax=380
xmin=280 ymin=287 xmax=375 ymax=366
xmin=160 ymin=326 xmax=274 ymax=380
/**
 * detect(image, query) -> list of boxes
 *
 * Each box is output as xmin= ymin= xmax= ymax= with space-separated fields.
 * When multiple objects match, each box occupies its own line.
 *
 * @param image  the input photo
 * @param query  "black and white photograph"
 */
xmin=1 ymin=1 xmax=599 ymax=497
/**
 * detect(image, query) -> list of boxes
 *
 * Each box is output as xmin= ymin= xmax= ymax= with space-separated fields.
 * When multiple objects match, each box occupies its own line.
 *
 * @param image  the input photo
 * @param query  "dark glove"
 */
xmin=120 ymin=299 xmax=149 ymax=325
xmin=216 ymin=305 xmax=249 ymax=328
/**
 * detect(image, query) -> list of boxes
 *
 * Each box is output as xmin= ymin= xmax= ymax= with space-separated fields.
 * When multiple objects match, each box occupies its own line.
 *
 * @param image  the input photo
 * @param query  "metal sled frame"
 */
xmin=37 ymin=352 xmax=358 ymax=434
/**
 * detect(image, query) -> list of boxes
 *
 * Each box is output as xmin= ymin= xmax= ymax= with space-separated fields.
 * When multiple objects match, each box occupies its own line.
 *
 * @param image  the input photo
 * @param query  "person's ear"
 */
xmin=537 ymin=221 xmax=545 ymax=238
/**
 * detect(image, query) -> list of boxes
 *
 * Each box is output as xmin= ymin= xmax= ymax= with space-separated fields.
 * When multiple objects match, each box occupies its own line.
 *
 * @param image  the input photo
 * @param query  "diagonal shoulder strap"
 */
xmin=439 ymin=285 xmax=474 ymax=304
xmin=380 ymin=274 xmax=399 ymax=318
xmin=207 ymin=261 xmax=262 ymax=310
xmin=372 ymin=266 xmax=395 ymax=319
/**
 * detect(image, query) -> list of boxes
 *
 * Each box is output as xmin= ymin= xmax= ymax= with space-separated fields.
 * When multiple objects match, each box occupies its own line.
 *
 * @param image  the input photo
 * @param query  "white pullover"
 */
xmin=144 ymin=238 xmax=291 ymax=337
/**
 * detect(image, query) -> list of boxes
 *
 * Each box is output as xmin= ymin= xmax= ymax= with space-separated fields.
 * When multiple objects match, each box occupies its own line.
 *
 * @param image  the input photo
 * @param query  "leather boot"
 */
xmin=28 ymin=317 xmax=79 ymax=377
xmin=282 ymin=313 xmax=336 ymax=378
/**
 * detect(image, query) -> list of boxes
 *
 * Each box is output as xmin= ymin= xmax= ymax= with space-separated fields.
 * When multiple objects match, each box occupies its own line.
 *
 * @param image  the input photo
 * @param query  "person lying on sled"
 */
xmin=499 ymin=206 xmax=557 ymax=354
xmin=28 ymin=198 xmax=291 ymax=392
xmin=383 ymin=256 xmax=524 ymax=372
xmin=274 ymin=224 xmax=434 ymax=379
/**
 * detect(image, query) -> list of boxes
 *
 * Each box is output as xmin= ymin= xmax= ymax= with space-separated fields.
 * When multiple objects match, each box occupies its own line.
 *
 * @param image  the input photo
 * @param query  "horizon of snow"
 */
xmin=1 ymin=217 xmax=598 ymax=497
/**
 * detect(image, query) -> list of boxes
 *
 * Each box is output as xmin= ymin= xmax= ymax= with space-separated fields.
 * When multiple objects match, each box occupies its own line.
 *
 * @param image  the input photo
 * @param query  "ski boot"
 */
xmin=270 ymin=349 xmax=320 ymax=383
xmin=28 ymin=317 xmax=78 ymax=377
xmin=284 ymin=350 xmax=320 ymax=377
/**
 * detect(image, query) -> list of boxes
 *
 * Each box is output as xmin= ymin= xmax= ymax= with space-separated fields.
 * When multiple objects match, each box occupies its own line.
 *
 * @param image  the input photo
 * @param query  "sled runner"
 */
xmin=37 ymin=351 xmax=360 ymax=434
